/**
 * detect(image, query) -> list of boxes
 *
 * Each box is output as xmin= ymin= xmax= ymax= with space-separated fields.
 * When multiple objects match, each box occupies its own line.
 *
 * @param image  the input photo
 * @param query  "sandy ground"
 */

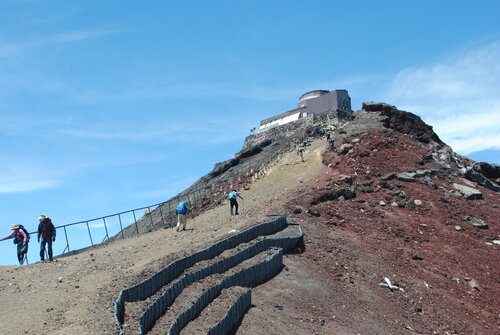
xmin=0 ymin=138 xmax=326 ymax=335
xmin=1 ymin=121 xmax=498 ymax=335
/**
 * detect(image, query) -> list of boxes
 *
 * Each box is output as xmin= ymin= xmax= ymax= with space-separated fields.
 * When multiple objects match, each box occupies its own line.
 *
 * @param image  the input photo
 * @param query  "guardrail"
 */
xmin=2 ymin=139 xmax=296 ymax=264
xmin=1 ymin=184 xmax=216 ymax=263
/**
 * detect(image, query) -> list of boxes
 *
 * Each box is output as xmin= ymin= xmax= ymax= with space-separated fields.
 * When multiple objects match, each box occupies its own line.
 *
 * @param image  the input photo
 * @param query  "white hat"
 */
xmin=39 ymin=214 xmax=47 ymax=220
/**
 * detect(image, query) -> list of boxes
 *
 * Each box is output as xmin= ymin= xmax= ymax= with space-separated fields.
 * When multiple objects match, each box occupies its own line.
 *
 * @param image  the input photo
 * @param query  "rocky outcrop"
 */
xmin=362 ymin=102 xmax=442 ymax=144
xmin=453 ymin=183 xmax=483 ymax=200
xmin=465 ymin=162 xmax=500 ymax=192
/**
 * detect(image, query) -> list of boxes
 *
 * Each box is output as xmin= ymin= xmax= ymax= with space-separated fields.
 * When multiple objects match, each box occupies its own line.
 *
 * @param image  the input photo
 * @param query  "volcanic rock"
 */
xmin=453 ymin=183 xmax=483 ymax=200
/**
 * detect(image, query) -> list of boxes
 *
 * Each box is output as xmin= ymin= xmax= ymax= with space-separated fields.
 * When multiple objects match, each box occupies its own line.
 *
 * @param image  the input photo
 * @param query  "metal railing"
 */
xmin=2 ymin=139 xmax=296 ymax=264
xmin=53 ymin=184 xmax=215 ymax=256
xmin=1 ymin=184 xmax=218 ymax=262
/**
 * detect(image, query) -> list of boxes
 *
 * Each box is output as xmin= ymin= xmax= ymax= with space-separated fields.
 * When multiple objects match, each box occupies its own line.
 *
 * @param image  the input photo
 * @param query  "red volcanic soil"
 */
xmin=278 ymin=130 xmax=500 ymax=335
xmin=0 ymin=108 xmax=498 ymax=335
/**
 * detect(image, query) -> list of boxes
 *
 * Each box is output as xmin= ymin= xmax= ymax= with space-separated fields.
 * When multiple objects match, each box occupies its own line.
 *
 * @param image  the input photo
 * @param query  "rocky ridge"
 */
xmin=0 ymin=102 xmax=498 ymax=335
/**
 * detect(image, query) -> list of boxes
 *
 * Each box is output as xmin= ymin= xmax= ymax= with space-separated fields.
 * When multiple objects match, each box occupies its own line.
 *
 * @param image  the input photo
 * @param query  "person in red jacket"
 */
xmin=37 ymin=215 xmax=56 ymax=262
xmin=1 ymin=224 xmax=29 ymax=265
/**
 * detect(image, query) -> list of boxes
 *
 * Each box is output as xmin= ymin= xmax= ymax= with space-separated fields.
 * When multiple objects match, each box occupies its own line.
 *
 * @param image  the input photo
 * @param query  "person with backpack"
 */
xmin=328 ymin=138 xmax=335 ymax=150
xmin=176 ymin=201 xmax=192 ymax=232
xmin=227 ymin=190 xmax=243 ymax=215
xmin=296 ymin=144 xmax=305 ymax=162
xmin=0 ymin=224 xmax=30 ymax=265
xmin=37 ymin=214 xmax=56 ymax=262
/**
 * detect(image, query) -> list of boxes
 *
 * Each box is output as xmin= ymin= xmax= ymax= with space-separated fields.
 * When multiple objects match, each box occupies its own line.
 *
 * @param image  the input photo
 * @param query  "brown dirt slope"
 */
xmin=0 ymin=105 xmax=498 ymax=335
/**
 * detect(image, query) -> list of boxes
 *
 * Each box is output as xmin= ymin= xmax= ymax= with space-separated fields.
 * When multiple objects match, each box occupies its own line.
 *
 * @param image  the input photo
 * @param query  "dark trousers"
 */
xmin=40 ymin=238 xmax=53 ymax=261
xmin=17 ymin=242 xmax=28 ymax=265
xmin=230 ymin=198 xmax=239 ymax=215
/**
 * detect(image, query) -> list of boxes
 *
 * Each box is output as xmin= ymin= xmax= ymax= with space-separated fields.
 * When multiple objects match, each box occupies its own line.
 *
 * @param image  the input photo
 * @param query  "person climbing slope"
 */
xmin=296 ymin=144 xmax=305 ymax=162
xmin=176 ymin=201 xmax=192 ymax=232
xmin=0 ymin=224 xmax=30 ymax=265
xmin=37 ymin=214 xmax=56 ymax=262
xmin=227 ymin=189 xmax=243 ymax=215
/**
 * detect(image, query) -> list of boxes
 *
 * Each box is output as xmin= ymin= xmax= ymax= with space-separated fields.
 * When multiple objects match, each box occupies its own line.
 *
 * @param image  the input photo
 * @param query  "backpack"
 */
xmin=227 ymin=192 xmax=236 ymax=200
xmin=177 ymin=202 xmax=187 ymax=215
xmin=13 ymin=225 xmax=30 ymax=244
xmin=39 ymin=218 xmax=55 ymax=236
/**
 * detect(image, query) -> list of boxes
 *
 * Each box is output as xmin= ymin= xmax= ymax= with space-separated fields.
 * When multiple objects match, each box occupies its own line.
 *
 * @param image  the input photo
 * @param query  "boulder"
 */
xmin=313 ymin=188 xmax=356 ymax=204
xmin=395 ymin=172 xmax=417 ymax=182
xmin=307 ymin=208 xmax=320 ymax=217
xmin=452 ymin=183 xmax=483 ymax=200
xmin=338 ymin=143 xmax=354 ymax=155
xmin=465 ymin=169 xmax=500 ymax=192
xmin=464 ymin=217 xmax=489 ymax=229
xmin=412 ymin=252 xmax=423 ymax=260
xmin=338 ymin=175 xmax=353 ymax=185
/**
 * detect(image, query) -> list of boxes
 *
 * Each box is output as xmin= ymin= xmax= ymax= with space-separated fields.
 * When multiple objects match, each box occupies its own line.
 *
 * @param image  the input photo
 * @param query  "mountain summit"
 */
xmin=0 ymin=102 xmax=498 ymax=335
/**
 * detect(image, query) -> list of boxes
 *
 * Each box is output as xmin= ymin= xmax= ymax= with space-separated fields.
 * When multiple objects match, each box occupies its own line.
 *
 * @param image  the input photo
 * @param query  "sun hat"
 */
xmin=11 ymin=224 xmax=19 ymax=230
xmin=39 ymin=214 xmax=47 ymax=220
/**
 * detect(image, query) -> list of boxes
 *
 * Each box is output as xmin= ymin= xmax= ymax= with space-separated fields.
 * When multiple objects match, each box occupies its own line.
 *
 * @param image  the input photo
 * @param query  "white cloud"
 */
xmin=383 ymin=41 xmax=500 ymax=154
xmin=0 ymin=28 xmax=119 ymax=57
xmin=0 ymin=164 xmax=59 ymax=193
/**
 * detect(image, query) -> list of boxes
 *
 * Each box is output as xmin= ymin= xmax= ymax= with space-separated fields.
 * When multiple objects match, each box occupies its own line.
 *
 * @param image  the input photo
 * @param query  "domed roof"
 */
xmin=298 ymin=90 xmax=330 ymax=107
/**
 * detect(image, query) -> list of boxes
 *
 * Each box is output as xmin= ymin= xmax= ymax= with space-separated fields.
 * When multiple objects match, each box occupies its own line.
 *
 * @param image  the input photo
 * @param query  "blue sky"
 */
xmin=0 ymin=0 xmax=499 ymax=264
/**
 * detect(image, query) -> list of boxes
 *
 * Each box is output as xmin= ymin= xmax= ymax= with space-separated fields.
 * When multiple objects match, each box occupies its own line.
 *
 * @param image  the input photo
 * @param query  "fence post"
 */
xmin=158 ymin=203 xmax=165 ymax=226
xmin=63 ymin=226 xmax=70 ymax=253
xmin=132 ymin=210 xmax=139 ymax=235
xmin=86 ymin=221 xmax=94 ymax=246
xmin=103 ymin=217 xmax=109 ymax=242
xmin=148 ymin=207 xmax=154 ymax=230
xmin=168 ymin=201 xmax=172 ymax=223
xmin=187 ymin=194 xmax=193 ymax=218
xmin=118 ymin=214 xmax=125 ymax=239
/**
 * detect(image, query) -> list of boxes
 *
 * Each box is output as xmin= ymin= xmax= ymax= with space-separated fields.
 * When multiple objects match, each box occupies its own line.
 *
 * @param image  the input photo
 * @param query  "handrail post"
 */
xmin=63 ymin=226 xmax=70 ymax=253
xmin=102 ymin=217 xmax=109 ymax=242
xmin=132 ymin=210 xmax=139 ymax=235
xmin=86 ymin=221 xmax=94 ymax=246
xmin=118 ymin=214 xmax=125 ymax=239
xmin=168 ymin=201 xmax=172 ymax=223
xmin=148 ymin=207 xmax=154 ymax=230
xmin=187 ymin=194 xmax=193 ymax=218
xmin=158 ymin=203 xmax=165 ymax=226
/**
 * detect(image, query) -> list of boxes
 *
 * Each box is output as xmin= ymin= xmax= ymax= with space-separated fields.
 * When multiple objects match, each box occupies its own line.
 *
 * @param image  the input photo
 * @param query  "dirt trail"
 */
xmin=0 ymin=138 xmax=326 ymax=335
xmin=3 ymin=124 xmax=497 ymax=335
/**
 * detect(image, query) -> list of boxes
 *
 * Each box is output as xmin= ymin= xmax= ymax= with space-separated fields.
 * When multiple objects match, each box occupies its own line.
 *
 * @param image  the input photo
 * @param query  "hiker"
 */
xmin=227 ymin=189 xmax=243 ymax=215
xmin=326 ymin=133 xmax=331 ymax=141
xmin=296 ymin=144 xmax=305 ymax=162
xmin=0 ymin=224 xmax=30 ymax=265
xmin=37 ymin=214 xmax=56 ymax=262
xmin=328 ymin=138 xmax=335 ymax=150
xmin=176 ymin=201 xmax=192 ymax=232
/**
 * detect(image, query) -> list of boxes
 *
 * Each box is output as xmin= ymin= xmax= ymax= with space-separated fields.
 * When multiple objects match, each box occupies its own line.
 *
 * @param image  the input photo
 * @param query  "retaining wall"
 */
xmin=115 ymin=213 xmax=302 ymax=335
xmin=138 ymin=235 xmax=300 ymax=333
xmin=206 ymin=289 xmax=251 ymax=335
xmin=115 ymin=214 xmax=288 ymax=325
xmin=167 ymin=248 xmax=282 ymax=335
